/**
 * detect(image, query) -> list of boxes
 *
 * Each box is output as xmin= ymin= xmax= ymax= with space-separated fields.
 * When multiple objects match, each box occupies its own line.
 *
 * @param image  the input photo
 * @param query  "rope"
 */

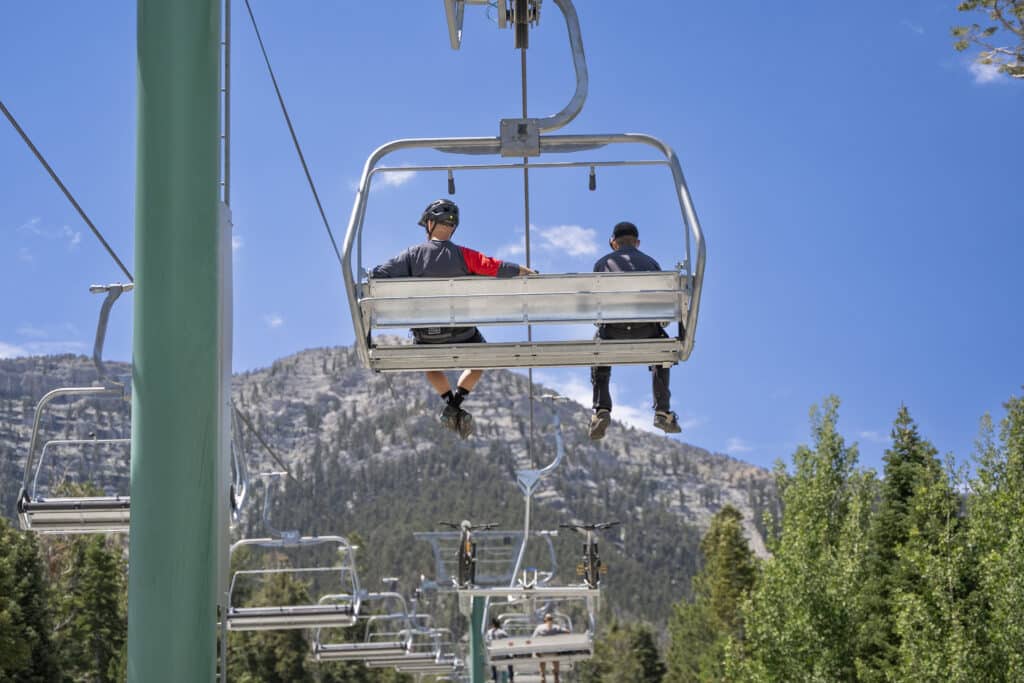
xmin=241 ymin=0 xmax=344 ymax=270
xmin=1 ymin=99 xmax=134 ymax=282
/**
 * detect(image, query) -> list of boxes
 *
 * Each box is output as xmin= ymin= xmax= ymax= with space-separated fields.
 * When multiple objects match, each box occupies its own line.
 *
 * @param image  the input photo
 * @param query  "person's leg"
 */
xmin=591 ymin=365 xmax=612 ymax=413
xmin=552 ymin=660 xmax=560 ymax=683
xmin=426 ymin=370 xmax=452 ymax=394
xmin=507 ymin=664 xmax=514 ymax=681
xmin=491 ymin=665 xmax=499 ymax=682
xmin=652 ymin=365 xmax=671 ymax=413
xmin=652 ymin=364 xmax=681 ymax=433
xmin=539 ymin=661 xmax=547 ymax=683
xmin=590 ymin=365 xmax=613 ymax=440
xmin=458 ymin=368 xmax=483 ymax=391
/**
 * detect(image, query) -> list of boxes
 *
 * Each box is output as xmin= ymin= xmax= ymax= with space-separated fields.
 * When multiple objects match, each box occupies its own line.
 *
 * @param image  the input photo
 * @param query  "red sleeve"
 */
xmin=459 ymin=246 xmax=503 ymax=276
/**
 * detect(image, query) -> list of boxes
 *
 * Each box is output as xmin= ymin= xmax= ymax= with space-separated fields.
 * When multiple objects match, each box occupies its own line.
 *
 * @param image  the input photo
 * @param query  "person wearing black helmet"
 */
xmin=588 ymin=221 xmax=682 ymax=440
xmin=371 ymin=199 xmax=535 ymax=438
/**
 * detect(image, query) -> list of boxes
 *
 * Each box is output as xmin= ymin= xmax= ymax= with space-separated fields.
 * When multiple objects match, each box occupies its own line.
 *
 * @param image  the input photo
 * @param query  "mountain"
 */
xmin=0 ymin=344 xmax=779 ymax=627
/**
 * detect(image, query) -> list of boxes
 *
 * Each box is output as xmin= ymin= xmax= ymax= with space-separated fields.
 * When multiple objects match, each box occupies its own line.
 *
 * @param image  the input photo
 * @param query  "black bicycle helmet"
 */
xmin=418 ymin=199 xmax=460 ymax=228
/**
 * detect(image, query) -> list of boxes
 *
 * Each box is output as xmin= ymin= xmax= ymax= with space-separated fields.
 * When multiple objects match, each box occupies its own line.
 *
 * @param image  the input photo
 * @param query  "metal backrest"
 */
xmin=362 ymin=271 xmax=686 ymax=329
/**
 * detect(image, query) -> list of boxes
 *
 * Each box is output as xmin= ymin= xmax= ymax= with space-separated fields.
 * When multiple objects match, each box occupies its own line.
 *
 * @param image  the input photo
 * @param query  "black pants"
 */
xmin=591 ymin=323 xmax=671 ymax=413
xmin=491 ymin=664 xmax=514 ymax=681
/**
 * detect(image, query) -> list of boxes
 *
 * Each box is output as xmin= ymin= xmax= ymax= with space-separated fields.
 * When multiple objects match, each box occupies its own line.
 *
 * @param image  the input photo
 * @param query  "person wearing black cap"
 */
xmin=588 ymin=221 xmax=682 ymax=440
xmin=371 ymin=199 xmax=535 ymax=439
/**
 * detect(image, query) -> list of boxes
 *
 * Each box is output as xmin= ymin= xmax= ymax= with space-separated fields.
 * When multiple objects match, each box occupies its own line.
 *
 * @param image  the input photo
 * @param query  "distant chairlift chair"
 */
xmin=224 ymin=474 xmax=361 ymax=631
xmin=17 ymin=284 xmax=132 ymax=533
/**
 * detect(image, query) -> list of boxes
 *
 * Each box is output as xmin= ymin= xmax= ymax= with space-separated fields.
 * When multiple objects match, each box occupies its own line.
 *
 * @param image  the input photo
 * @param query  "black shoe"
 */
xmin=441 ymin=404 xmax=461 ymax=432
xmin=456 ymin=408 xmax=475 ymax=439
xmin=441 ymin=404 xmax=474 ymax=439
xmin=589 ymin=409 xmax=611 ymax=441
xmin=654 ymin=411 xmax=682 ymax=433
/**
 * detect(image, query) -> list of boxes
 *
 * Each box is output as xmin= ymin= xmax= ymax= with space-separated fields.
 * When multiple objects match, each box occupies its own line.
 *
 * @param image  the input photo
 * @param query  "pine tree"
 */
xmin=8 ymin=528 xmax=60 ymax=682
xmin=892 ymin=454 xmax=981 ymax=681
xmin=0 ymin=518 xmax=33 ymax=678
xmin=52 ymin=535 xmax=127 ymax=683
xmin=578 ymin=620 xmax=666 ymax=682
xmin=854 ymin=406 xmax=943 ymax=681
xmin=229 ymin=571 xmax=315 ymax=683
xmin=665 ymin=505 xmax=756 ymax=682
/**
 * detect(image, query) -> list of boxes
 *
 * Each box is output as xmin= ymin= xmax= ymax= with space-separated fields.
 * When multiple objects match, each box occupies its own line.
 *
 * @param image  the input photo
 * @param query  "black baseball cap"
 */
xmin=612 ymin=221 xmax=639 ymax=239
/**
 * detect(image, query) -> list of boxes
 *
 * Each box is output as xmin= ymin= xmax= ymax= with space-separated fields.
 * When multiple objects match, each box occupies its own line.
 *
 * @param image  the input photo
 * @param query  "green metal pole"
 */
xmin=471 ymin=596 xmax=487 ymax=683
xmin=128 ymin=1 xmax=222 ymax=681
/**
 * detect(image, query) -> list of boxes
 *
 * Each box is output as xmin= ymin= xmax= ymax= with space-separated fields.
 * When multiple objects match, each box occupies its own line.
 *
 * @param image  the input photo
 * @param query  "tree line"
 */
xmin=2 ymin=390 xmax=1021 ymax=681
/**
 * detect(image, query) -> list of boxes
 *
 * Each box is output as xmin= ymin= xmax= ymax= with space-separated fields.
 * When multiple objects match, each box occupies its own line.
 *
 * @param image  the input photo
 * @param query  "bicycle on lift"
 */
xmin=439 ymin=520 xmax=498 ymax=588
xmin=560 ymin=521 xmax=620 ymax=589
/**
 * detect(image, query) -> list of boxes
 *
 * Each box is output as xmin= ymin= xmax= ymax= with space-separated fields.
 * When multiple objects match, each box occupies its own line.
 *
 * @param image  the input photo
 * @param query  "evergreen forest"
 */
xmin=2 ymin=390 xmax=1022 ymax=681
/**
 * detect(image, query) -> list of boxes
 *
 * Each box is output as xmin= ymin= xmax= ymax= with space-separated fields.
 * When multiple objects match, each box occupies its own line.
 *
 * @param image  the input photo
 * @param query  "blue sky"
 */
xmin=1 ymin=1 xmax=1021 ymax=474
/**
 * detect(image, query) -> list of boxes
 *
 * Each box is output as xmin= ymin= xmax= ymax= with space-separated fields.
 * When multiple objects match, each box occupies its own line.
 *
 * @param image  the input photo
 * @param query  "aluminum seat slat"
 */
xmin=19 ymin=496 xmax=131 ymax=534
xmin=369 ymin=338 xmax=683 ymax=372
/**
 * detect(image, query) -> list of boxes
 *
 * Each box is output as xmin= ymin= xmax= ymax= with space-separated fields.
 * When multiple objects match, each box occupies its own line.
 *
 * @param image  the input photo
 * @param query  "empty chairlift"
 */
xmin=311 ymin=595 xmax=416 ymax=662
xmin=224 ymin=475 xmax=362 ymax=631
xmin=17 ymin=284 xmax=132 ymax=533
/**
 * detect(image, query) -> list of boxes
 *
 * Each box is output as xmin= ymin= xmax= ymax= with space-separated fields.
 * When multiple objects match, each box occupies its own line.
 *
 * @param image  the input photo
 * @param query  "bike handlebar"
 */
xmin=559 ymin=521 xmax=621 ymax=532
xmin=439 ymin=521 xmax=500 ymax=531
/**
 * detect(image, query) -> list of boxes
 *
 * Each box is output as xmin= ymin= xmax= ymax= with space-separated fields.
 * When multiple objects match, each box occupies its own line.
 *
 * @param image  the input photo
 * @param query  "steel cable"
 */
xmin=1 ymin=99 xmax=134 ymax=282
xmin=241 ymin=0 xmax=344 ymax=270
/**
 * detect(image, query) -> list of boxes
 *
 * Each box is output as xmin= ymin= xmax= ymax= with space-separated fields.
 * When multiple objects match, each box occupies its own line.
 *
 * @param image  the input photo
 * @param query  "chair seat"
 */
xmin=226 ymin=603 xmax=356 ymax=631
xmin=18 ymin=496 xmax=131 ymax=534
xmin=369 ymin=338 xmax=682 ymax=371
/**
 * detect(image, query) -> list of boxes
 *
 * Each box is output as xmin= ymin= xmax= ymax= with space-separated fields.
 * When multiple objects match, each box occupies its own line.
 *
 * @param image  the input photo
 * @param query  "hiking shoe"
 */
xmin=441 ymin=404 xmax=475 ymax=439
xmin=654 ymin=411 xmax=682 ymax=433
xmin=441 ymin=404 xmax=461 ymax=432
xmin=456 ymin=408 xmax=475 ymax=439
xmin=589 ymin=409 xmax=611 ymax=441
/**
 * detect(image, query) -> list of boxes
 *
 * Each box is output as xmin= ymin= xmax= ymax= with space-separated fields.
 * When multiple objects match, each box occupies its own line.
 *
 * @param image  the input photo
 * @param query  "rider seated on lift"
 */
xmin=589 ymin=221 xmax=683 ymax=440
xmin=370 ymin=199 xmax=535 ymax=439
xmin=532 ymin=613 xmax=568 ymax=683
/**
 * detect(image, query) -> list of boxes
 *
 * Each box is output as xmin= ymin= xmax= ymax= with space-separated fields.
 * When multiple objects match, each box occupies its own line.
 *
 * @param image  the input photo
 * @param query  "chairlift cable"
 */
xmin=1 ymin=99 xmax=134 ymax=283
xmin=241 ymin=0 xmax=344 ymax=270
xmin=232 ymin=402 xmax=296 ymax=481
xmin=521 ymin=44 xmax=537 ymax=470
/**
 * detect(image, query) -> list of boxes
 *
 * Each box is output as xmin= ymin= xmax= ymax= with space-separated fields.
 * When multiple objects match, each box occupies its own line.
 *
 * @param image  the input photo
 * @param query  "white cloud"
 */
xmin=232 ymin=234 xmax=244 ymax=252
xmin=679 ymin=413 xmax=707 ymax=431
xmin=377 ymin=168 xmax=417 ymax=188
xmin=969 ymin=61 xmax=1002 ymax=84
xmin=900 ymin=19 xmax=924 ymax=35
xmin=536 ymin=225 xmax=599 ymax=257
xmin=726 ymin=437 xmax=753 ymax=454
xmin=23 ymin=341 xmax=88 ymax=355
xmin=0 ymin=342 xmax=27 ymax=358
xmin=17 ymin=247 xmax=33 ymax=263
xmin=495 ymin=242 xmax=526 ymax=260
xmin=16 ymin=325 xmax=48 ymax=339
xmin=18 ymin=217 xmax=42 ymax=235
xmin=264 ymin=313 xmax=284 ymax=329
xmin=858 ymin=430 xmax=889 ymax=444
xmin=62 ymin=225 xmax=81 ymax=249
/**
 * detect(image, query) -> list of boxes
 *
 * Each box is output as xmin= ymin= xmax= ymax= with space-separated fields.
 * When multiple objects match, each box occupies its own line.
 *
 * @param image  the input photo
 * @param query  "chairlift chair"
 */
xmin=312 ymin=605 xmax=415 ymax=662
xmin=17 ymin=284 xmax=132 ymax=533
xmin=224 ymin=533 xmax=361 ymax=631
xmin=342 ymin=0 xmax=706 ymax=373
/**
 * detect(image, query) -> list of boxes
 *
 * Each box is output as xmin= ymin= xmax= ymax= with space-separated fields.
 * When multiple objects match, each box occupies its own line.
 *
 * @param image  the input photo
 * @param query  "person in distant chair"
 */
xmin=532 ymin=613 xmax=568 ymax=683
xmin=486 ymin=617 xmax=514 ymax=682
xmin=588 ymin=221 xmax=682 ymax=440
xmin=371 ymin=199 xmax=535 ymax=439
